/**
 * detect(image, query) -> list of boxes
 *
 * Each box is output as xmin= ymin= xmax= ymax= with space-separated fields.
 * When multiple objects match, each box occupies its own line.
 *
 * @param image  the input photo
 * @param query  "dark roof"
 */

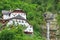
xmin=0 ymin=15 xmax=26 ymax=21
xmin=12 ymin=8 xmax=25 ymax=13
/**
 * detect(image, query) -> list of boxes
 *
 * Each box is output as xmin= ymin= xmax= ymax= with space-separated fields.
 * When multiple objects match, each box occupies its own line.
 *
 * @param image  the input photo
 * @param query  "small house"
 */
xmin=1 ymin=8 xmax=33 ymax=34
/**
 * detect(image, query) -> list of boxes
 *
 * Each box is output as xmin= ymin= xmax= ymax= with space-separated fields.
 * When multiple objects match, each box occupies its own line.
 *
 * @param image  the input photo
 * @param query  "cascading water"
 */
xmin=43 ymin=12 xmax=54 ymax=40
xmin=46 ymin=22 xmax=50 ymax=40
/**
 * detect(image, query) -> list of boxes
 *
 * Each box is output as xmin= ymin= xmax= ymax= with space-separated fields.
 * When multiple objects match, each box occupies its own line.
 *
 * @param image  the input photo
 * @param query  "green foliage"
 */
xmin=0 ymin=25 xmax=44 ymax=40
xmin=57 ymin=2 xmax=60 ymax=11
xmin=0 ymin=29 xmax=15 ymax=40
xmin=57 ymin=13 xmax=60 ymax=26
xmin=0 ymin=0 xmax=59 ymax=40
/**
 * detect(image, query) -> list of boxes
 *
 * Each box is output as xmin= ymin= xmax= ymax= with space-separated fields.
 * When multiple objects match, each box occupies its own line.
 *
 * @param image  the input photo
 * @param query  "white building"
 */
xmin=2 ymin=8 xmax=33 ymax=34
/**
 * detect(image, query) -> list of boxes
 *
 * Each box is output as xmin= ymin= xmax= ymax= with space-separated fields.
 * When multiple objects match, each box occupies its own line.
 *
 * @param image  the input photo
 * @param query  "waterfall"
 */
xmin=46 ymin=22 xmax=50 ymax=40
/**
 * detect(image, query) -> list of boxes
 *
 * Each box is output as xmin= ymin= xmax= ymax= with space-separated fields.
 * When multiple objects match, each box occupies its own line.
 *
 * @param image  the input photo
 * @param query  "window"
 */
xmin=29 ymin=29 xmax=31 ymax=31
xmin=13 ymin=14 xmax=15 ymax=16
xmin=9 ymin=13 xmax=11 ymax=16
xmin=30 ymin=25 xmax=32 ymax=28
xmin=22 ymin=20 xmax=24 ymax=23
xmin=19 ymin=20 xmax=21 ymax=23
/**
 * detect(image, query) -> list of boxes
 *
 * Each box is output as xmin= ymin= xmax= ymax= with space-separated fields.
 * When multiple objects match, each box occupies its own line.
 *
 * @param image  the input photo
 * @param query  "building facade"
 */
xmin=2 ymin=8 xmax=33 ymax=34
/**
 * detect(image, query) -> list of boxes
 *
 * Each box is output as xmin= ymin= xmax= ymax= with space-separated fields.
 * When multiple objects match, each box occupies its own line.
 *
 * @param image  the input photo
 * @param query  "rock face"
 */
xmin=42 ymin=12 xmax=59 ymax=40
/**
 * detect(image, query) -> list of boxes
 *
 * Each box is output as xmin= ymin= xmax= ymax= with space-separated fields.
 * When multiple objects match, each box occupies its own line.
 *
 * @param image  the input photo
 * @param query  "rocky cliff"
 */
xmin=42 ymin=12 xmax=59 ymax=40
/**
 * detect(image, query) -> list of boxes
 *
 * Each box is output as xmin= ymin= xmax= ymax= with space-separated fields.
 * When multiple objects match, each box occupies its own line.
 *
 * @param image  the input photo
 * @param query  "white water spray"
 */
xmin=46 ymin=22 xmax=50 ymax=40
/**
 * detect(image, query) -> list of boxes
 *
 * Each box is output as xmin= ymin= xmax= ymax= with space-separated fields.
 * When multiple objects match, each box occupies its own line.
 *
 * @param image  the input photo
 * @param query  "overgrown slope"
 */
xmin=0 ymin=0 xmax=60 ymax=40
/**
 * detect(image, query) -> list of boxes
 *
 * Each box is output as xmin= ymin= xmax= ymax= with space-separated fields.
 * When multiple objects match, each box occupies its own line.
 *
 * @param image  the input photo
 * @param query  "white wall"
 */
xmin=24 ymin=25 xmax=33 ymax=32
xmin=6 ymin=12 xmax=33 ymax=33
xmin=7 ymin=20 xmax=13 ymax=26
xmin=7 ymin=19 xmax=33 ymax=33
xmin=10 ymin=13 xmax=26 ymax=19
xmin=10 ymin=13 xmax=18 ymax=18
xmin=3 ymin=15 xmax=10 ymax=19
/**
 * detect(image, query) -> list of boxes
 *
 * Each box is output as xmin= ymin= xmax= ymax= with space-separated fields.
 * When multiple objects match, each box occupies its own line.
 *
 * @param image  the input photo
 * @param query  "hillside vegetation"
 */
xmin=0 ymin=0 xmax=60 ymax=40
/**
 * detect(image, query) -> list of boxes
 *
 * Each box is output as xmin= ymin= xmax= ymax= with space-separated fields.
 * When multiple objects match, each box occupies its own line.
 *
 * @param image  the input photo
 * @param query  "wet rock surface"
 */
xmin=42 ymin=12 xmax=59 ymax=40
